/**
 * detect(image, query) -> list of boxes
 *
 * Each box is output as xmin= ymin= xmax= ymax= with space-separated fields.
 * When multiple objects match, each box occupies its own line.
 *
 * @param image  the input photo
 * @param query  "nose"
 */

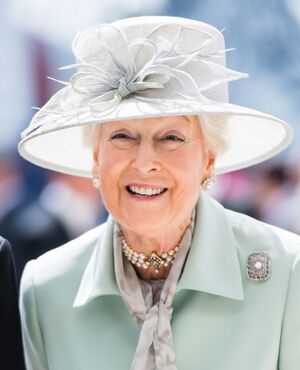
xmin=131 ymin=138 xmax=162 ymax=174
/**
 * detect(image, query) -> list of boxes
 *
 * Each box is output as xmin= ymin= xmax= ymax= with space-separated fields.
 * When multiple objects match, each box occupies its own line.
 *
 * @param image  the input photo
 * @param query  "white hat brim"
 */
xmin=18 ymin=95 xmax=293 ymax=177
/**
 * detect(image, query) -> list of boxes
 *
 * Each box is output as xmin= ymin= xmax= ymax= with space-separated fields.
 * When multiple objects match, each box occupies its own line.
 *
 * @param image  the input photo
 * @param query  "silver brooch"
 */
xmin=247 ymin=252 xmax=271 ymax=281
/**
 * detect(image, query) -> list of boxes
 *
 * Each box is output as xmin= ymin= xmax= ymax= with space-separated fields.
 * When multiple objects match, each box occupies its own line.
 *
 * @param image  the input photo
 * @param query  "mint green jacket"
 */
xmin=19 ymin=193 xmax=300 ymax=370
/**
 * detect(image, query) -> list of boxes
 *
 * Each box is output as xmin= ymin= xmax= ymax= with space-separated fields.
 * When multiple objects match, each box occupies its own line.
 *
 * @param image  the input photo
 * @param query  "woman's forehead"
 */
xmin=101 ymin=115 xmax=197 ymax=132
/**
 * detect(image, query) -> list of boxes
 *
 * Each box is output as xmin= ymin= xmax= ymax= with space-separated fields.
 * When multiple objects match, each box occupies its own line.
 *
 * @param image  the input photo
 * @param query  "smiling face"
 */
xmin=92 ymin=115 xmax=216 ymax=236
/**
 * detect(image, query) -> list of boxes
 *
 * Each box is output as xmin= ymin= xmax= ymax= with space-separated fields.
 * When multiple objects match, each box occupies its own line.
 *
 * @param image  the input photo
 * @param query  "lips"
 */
xmin=125 ymin=185 xmax=168 ymax=198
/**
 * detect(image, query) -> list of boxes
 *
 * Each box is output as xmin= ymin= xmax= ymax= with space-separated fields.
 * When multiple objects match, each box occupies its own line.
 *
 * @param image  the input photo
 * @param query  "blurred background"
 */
xmin=1 ymin=0 xmax=300 ymax=280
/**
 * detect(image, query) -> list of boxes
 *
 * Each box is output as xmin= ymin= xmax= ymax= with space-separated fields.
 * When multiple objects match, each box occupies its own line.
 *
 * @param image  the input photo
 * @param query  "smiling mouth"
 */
xmin=126 ymin=186 xmax=168 ymax=198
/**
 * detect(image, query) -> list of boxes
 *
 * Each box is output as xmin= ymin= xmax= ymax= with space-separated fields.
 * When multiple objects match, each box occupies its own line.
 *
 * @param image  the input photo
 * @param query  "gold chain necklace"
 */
xmin=120 ymin=232 xmax=179 ymax=273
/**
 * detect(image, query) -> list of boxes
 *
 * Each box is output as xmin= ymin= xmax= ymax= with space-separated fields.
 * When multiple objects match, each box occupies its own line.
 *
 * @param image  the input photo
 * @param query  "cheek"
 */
xmin=96 ymin=147 xmax=126 ymax=200
xmin=97 ymin=145 xmax=124 ymax=174
xmin=171 ymin=147 xmax=205 ymax=187
xmin=175 ymin=151 xmax=204 ymax=210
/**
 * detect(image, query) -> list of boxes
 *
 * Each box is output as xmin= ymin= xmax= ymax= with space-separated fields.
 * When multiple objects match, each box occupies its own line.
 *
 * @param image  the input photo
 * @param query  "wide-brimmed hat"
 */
xmin=18 ymin=16 xmax=293 ymax=177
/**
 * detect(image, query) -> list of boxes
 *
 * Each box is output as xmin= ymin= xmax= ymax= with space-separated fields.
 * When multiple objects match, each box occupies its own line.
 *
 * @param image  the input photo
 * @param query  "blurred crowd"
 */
xmin=215 ymin=163 xmax=300 ymax=233
xmin=0 ymin=157 xmax=108 ymax=279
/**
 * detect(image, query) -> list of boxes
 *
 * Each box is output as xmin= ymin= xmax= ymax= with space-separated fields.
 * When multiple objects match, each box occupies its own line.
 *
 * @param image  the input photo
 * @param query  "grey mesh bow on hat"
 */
xmin=18 ymin=16 xmax=292 ymax=177
xmin=44 ymin=23 xmax=246 ymax=115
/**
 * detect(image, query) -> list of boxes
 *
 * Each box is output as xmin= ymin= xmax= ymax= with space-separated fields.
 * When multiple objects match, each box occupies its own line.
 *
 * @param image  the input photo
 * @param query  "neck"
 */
xmin=120 ymin=215 xmax=192 ymax=256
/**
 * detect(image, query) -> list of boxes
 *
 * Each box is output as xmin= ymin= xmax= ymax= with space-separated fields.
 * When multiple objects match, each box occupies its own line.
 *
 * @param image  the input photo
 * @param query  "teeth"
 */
xmin=129 ymin=186 xmax=165 ymax=196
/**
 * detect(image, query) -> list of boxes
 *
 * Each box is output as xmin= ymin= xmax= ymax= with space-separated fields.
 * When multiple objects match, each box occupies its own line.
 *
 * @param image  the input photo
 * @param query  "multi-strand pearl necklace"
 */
xmin=120 ymin=232 xmax=179 ymax=273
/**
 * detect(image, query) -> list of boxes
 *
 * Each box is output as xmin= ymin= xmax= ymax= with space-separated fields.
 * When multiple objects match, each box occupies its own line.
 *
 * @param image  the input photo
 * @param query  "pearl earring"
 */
xmin=92 ymin=175 xmax=100 ymax=189
xmin=201 ymin=177 xmax=215 ymax=191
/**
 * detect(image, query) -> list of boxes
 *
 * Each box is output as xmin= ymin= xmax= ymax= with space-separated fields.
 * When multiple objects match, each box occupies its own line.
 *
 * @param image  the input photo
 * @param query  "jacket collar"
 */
xmin=175 ymin=192 xmax=244 ymax=300
xmin=73 ymin=215 xmax=119 ymax=307
xmin=73 ymin=192 xmax=244 ymax=307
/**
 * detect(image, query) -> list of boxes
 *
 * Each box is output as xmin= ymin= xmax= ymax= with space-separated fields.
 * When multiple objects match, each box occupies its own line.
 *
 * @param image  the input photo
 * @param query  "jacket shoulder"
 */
xmin=21 ymin=221 xmax=107 ymax=285
xmin=225 ymin=207 xmax=300 ymax=259
xmin=0 ymin=237 xmax=15 ymax=271
xmin=0 ymin=236 xmax=11 ymax=255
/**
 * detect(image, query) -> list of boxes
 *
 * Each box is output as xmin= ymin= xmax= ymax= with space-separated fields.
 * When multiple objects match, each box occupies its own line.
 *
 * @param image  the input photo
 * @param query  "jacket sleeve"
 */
xmin=278 ymin=252 xmax=300 ymax=370
xmin=19 ymin=260 xmax=48 ymax=370
xmin=0 ymin=237 xmax=26 ymax=370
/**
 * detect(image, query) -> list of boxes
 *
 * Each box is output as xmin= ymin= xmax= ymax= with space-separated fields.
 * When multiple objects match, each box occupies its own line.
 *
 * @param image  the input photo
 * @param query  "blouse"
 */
xmin=113 ymin=209 xmax=195 ymax=369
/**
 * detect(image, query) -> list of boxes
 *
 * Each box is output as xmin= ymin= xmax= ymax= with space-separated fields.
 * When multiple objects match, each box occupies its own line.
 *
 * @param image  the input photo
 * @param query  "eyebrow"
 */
xmin=110 ymin=124 xmax=189 ymax=134
xmin=182 ymin=115 xmax=190 ymax=123
xmin=105 ymin=116 xmax=192 ymax=134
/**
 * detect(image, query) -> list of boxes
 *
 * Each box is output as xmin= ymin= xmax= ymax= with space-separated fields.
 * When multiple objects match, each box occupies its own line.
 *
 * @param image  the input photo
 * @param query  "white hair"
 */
xmin=82 ymin=122 xmax=101 ymax=150
xmin=197 ymin=114 xmax=228 ymax=155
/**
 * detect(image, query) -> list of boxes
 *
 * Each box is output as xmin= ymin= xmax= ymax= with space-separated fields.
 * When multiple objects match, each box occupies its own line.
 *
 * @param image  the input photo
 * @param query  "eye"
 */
xmin=111 ymin=133 xmax=136 ymax=140
xmin=161 ymin=134 xmax=185 ymax=142
xmin=110 ymin=132 xmax=137 ymax=149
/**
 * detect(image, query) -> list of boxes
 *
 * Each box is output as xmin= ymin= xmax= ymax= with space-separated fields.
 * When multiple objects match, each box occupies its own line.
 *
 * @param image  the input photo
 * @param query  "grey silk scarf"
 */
xmin=113 ymin=210 xmax=195 ymax=370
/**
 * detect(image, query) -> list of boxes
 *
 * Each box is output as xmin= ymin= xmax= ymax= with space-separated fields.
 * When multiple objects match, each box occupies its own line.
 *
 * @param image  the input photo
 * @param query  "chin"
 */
xmin=120 ymin=213 xmax=169 ymax=233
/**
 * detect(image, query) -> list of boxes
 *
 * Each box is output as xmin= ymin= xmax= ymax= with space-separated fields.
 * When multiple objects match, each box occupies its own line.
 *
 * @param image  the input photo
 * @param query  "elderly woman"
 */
xmin=18 ymin=16 xmax=299 ymax=370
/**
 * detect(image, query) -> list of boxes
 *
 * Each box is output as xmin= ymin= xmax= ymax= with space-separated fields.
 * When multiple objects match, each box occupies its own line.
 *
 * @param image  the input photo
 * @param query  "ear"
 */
xmin=202 ymin=149 xmax=217 ymax=180
xmin=92 ymin=149 xmax=100 ymax=177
